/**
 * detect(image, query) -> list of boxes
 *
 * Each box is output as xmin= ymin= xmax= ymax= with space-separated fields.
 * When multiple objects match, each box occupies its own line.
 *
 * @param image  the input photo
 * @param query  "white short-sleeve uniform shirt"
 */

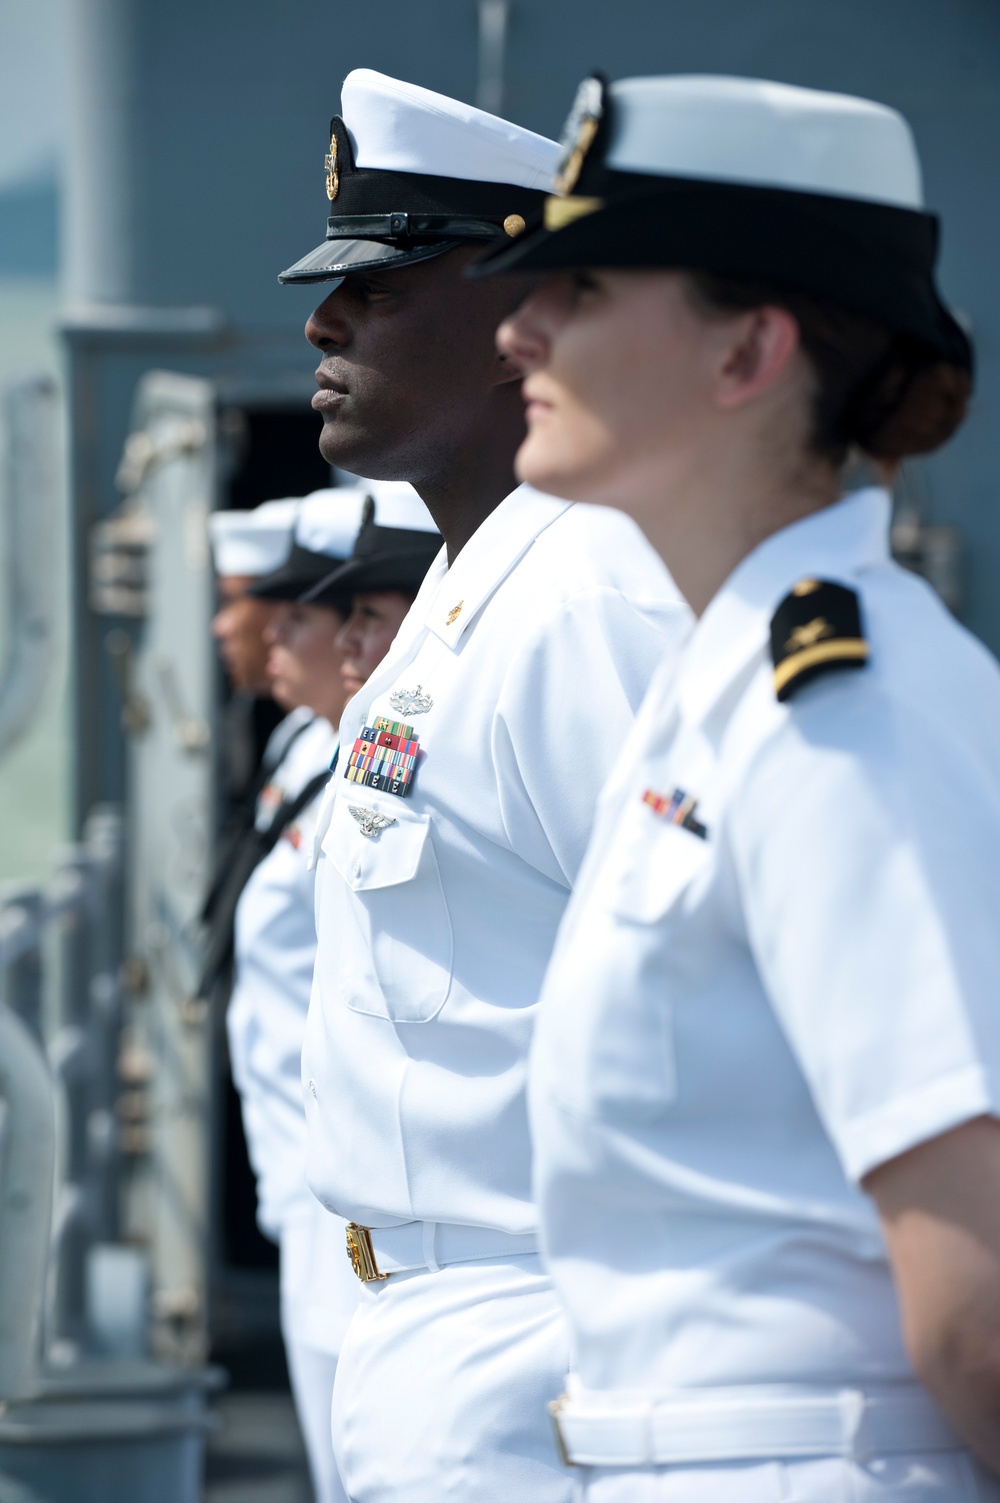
xmin=303 ymin=486 xmax=690 ymax=1234
xmin=229 ymin=709 xmax=358 ymax=1501
xmin=229 ymin=709 xmax=337 ymax=1240
xmin=530 ymin=489 xmax=1000 ymax=1490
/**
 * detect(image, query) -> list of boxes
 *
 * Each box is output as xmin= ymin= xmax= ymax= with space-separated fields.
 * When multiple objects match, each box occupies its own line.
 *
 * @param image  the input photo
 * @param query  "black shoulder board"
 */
xmin=769 ymin=578 xmax=869 ymax=703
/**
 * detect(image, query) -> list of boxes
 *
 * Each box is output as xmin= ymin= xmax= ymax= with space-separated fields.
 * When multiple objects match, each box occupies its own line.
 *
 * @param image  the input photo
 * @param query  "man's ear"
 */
xmin=716 ymin=305 xmax=801 ymax=411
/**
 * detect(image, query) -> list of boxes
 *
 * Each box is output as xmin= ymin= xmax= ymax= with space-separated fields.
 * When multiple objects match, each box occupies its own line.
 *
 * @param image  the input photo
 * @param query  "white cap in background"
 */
xmin=208 ymin=498 xmax=301 ymax=578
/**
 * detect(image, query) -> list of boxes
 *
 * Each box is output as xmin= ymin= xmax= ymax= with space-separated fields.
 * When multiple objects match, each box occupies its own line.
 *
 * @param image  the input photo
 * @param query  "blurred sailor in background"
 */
xmin=208 ymin=498 xmax=300 ymax=806
xmin=202 ymin=498 xmax=302 ymax=996
xmin=486 ymin=72 xmax=1000 ymax=1502
xmin=211 ymin=488 xmax=363 ymax=1502
xmin=280 ymin=69 xmax=691 ymax=1503
xmin=301 ymin=483 xmax=445 ymax=693
xmin=227 ymin=484 xmax=438 ymax=1503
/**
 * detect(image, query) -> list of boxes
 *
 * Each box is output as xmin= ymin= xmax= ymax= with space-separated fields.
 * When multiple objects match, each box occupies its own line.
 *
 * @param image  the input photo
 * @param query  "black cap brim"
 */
xmin=301 ymin=542 xmax=441 ymax=603
xmin=279 ymin=237 xmax=453 ymax=286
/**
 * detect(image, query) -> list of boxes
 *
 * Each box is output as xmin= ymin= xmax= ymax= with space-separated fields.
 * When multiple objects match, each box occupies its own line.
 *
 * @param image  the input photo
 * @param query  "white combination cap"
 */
xmin=606 ymin=75 xmax=923 ymax=210
xmin=342 ymin=68 xmax=560 ymax=190
xmin=278 ymin=70 xmax=559 ymax=286
xmin=208 ymin=498 xmax=300 ymax=578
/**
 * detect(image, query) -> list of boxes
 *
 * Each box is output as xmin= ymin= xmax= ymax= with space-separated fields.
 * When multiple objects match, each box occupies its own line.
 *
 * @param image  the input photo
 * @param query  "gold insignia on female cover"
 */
xmin=349 ymin=805 xmax=397 ymax=838
xmin=553 ymin=75 xmax=604 ymax=195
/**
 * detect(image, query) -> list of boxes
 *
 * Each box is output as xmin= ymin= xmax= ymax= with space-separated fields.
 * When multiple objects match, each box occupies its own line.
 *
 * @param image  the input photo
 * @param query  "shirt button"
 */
xmin=353 ymin=859 xmax=362 ymax=879
xmin=307 ymin=1079 xmax=318 ymax=1100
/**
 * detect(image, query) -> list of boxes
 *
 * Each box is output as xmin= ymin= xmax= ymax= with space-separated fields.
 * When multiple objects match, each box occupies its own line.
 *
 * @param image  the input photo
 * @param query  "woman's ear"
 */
xmin=715 ymin=305 xmax=801 ymax=411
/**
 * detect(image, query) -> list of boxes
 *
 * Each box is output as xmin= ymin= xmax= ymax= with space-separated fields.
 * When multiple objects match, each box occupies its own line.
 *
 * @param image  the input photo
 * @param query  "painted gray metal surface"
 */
xmin=0 ymin=378 xmax=59 ymax=762
xmin=114 ymin=371 xmax=218 ymax=1365
xmin=0 ymin=812 xmax=226 ymax=1501
xmin=0 ymin=1399 xmax=211 ymax=1503
xmin=0 ymin=1006 xmax=54 ymax=1402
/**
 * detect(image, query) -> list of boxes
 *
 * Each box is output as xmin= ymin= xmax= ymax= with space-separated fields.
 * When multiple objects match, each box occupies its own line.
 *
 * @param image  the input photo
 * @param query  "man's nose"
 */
xmin=306 ymin=289 xmax=351 ymax=351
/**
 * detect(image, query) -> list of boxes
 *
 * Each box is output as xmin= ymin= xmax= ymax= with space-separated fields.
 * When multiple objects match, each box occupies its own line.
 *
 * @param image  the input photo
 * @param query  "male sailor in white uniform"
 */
xmin=278 ymin=69 xmax=692 ymax=1503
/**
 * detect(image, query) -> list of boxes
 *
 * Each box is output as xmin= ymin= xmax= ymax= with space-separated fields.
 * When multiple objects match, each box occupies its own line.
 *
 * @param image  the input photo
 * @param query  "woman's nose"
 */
xmin=496 ymin=290 xmax=553 ymax=375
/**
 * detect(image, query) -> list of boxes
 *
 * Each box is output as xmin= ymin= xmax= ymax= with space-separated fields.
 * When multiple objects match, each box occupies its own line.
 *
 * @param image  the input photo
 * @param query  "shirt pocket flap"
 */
xmin=322 ymin=794 xmax=430 ymax=892
xmin=609 ymin=818 xmax=712 ymax=924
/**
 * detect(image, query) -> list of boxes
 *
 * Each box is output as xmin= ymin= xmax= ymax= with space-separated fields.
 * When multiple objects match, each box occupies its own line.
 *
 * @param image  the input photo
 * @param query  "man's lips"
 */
xmin=312 ymin=370 xmax=348 ymax=412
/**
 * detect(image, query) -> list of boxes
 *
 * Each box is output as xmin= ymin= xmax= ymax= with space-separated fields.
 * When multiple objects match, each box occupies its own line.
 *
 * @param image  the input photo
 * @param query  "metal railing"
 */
xmin=0 ymin=805 xmax=128 ymax=1365
xmin=0 ymin=1006 xmax=54 ymax=1401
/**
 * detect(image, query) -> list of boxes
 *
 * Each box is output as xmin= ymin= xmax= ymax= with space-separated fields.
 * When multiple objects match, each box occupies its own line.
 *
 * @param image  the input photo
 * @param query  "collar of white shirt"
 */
xmin=422 ymin=485 xmax=572 ymax=649
xmin=676 ymin=486 xmax=891 ymax=729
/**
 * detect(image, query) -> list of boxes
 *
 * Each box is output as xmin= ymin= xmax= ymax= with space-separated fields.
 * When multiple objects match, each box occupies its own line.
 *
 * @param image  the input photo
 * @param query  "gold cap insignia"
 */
xmin=325 ymin=132 xmax=339 ymax=202
xmin=503 ymin=214 xmax=526 ymax=238
xmin=553 ymin=75 xmax=604 ymax=197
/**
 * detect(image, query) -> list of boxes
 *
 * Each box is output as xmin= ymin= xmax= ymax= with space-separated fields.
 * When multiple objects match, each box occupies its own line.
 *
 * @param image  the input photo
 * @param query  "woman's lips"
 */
xmin=522 ymin=378 xmax=554 ymax=425
xmin=524 ymin=398 xmax=552 ymax=425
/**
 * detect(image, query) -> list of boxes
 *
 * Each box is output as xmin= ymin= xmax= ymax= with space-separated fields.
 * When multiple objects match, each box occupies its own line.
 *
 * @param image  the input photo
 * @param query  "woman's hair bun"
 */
xmin=849 ymin=354 xmax=971 ymax=461
xmin=683 ymin=270 xmax=971 ymax=465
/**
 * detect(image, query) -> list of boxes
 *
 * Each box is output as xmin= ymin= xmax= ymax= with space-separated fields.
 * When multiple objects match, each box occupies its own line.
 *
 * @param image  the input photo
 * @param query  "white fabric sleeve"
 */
xmin=491 ymin=587 xmax=685 ymax=887
xmin=730 ymin=673 xmax=1000 ymax=1183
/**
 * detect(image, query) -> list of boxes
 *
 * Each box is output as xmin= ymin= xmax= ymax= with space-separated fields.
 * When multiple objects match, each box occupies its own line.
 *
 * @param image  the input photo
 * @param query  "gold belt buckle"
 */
xmin=345 ymin=1222 xmax=389 ymax=1284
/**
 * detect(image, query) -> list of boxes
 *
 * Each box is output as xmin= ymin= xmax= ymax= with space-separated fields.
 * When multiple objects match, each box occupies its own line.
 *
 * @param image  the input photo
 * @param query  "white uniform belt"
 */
xmin=549 ymin=1384 xmax=963 ymax=1467
xmin=344 ymin=1219 xmax=538 ymax=1282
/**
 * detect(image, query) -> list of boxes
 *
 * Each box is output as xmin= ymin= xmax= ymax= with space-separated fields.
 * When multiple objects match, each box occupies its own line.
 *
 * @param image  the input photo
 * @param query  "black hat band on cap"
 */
xmin=474 ymin=169 xmax=970 ymax=371
xmin=320 ymin=212 xmax=509 ymax=242
xmin=246 ymin=541 xmax=351 ymax=602
xmin=322 ymin=116 xmax=544 ymax=235
xmin=301 ymin=513 xmax=442 ymax=605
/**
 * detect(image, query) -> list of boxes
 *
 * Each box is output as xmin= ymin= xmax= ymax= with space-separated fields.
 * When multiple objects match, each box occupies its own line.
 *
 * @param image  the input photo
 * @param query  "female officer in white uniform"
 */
xmin=483 ymin=75 xmax=1000 ymax=1500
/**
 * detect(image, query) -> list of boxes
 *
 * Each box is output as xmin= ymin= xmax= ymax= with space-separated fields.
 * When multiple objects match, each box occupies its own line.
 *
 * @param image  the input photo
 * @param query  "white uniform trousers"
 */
xmin=573 ymin=1454 xmax=1000 ymax=1503
xmin=280 ymin=1204 xmax=360 ymax=1503
xmin=284 ymin=1336 xmax=344 ymax=1503
xmin=331 ymin=1252 xmax=572 ymax=1503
